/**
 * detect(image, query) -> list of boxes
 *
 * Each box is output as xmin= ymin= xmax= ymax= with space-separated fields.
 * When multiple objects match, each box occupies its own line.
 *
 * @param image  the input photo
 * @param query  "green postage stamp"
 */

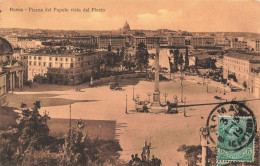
xmin=217 ymin=116 xmax=255 ymax=162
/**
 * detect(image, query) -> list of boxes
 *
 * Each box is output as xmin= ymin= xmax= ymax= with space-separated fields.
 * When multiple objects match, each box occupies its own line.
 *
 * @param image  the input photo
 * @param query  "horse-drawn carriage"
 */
xmin=165 ymin=102 xmax=179 ymax=114
xmin=109 ymin=82 xmax=123 ymax=91
xmin=135 ymin=101 xmax=150 ymax=113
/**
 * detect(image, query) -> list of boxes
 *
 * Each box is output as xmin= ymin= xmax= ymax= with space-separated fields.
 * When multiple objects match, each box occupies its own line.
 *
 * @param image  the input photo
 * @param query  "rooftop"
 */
xmin=224 ymin=52 xmax=260 ymax=62
xmin=28 ymin=47 xmax=96 ymax=57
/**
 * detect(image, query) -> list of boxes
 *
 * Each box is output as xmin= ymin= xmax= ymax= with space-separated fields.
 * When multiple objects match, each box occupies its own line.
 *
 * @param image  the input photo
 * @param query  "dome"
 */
xmin=0 ymin=37 xmax=13 ymax=55
xmin=123 ymin=21 xmax=130 ymax=31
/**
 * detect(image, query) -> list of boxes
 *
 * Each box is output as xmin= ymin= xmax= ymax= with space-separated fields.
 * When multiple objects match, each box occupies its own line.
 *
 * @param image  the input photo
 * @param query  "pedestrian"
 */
xmin=143 ymin=104 xmax=148 ymax=113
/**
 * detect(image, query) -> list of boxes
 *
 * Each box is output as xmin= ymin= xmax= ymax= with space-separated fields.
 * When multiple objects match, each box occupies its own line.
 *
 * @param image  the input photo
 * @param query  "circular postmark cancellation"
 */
xmin=206 ymin=101 xmax=257 ymax=151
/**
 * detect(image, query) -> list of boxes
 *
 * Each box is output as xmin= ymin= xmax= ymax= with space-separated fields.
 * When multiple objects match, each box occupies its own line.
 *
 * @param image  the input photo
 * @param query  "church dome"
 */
xmin=0 ymin=37 xmax=13 ymax=55
xmin=123 ymin=21 xmax=130 ymax=31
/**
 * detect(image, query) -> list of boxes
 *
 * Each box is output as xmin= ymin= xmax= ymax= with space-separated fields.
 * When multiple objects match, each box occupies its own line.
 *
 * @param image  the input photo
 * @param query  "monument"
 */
xmin=152 ymin=44 xmax=160 ymax=106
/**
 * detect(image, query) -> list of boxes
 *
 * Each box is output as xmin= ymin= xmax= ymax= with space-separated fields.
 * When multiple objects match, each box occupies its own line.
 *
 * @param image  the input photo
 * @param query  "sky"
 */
xmin=0 ymin=0 xmax=260 ymax=32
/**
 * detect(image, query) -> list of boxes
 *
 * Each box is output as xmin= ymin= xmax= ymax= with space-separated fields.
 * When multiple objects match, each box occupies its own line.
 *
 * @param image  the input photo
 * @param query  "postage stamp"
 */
xmin=207 ymin=102 xmax=257 ymax=147
xmin=217 ymin=116 xmax=255 ymax=162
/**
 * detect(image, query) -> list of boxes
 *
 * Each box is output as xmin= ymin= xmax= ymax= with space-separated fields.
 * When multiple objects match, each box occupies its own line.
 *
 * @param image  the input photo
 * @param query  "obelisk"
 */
xmin=153 ymin=44 xmax=160 ymax=106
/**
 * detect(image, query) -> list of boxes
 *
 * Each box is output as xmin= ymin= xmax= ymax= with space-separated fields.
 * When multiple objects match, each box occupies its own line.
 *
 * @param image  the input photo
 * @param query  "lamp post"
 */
xmin=132 ymin=86 xmax=135 ymax=100
xmin=163 ymin=92 xmax=168 ymax=103
xmin=206 ymin=80 xmax=210 ymax=93
xmin=125 ymin=94 xmax=128 ymax=114
xmin=184 ymin=96 xmax=186 ymax=117
xmin=136 ymin=94 xmax=140 ymax=103
xmin=180 ymin=75 xmax=184 ymax=86
xmin=180 ymin=75 xmax=184 ymax=102
xmin=147 ymin=92 xmax=151 ymax=103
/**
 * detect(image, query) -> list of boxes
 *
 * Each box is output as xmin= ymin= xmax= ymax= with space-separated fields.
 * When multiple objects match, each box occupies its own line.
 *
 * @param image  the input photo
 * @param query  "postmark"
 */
xmin=206 ymin=101 xmax=257 ymax=149
xmin=217 ymin=116 xmax=255 ymax=162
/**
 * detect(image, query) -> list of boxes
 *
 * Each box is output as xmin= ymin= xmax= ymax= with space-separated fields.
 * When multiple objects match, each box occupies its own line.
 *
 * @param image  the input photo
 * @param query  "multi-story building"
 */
xmin=223 ymin=53 xmax=260 ymax=93
xmin=134 ymin=36 xmax=147 ymax=47
xmin=68 ymin=36 xmax=98 ymax=48
xmin=214 ymin=37 xmax=231 ymax=49
xmin=159 ymin=36 xmax=169 ymax=47
xmin=17 ymin=40 xmax=42 ymax=49
xmin=97 ymin=35 xmax=126 ymax=50
xmin=5 ymin=36 xmax=42 ymax=49
xmin=146 ymin=37 xmax=159 ymax=49
xmin=5 ymin=36 xmax=19 ymax=47
xmin=28 ymin=49 xmax=96 ymax=85
xmin=191 ymin=37 xmax=215 ymax=47
xmin=168 ymin=36 xmax=185 ymax=47
xmin=223 ymin=53 xmax=251 ymax=85
xmin=231 ymin=37 xmax=248 ymax=51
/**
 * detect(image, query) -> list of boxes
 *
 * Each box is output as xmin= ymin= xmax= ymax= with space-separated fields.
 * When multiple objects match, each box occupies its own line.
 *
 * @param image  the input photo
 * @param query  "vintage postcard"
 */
xmin=0 ymin=0 xmax=259 ymax=165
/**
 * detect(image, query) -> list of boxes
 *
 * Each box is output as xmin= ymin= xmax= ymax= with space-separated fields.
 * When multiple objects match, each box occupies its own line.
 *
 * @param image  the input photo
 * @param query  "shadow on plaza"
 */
xmin=21 ymin=77 xmax=144 ymax=92
xmin=115 ymin=122 xmax=128 ymax=138
xmin=6 ymin=93 xmax=99 ymax=108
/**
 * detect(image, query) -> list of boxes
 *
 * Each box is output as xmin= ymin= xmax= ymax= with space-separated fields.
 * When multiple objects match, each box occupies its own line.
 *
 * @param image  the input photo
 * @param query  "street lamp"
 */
xmin=132 ymin=86 xmax=135 ymax=100
xmin=180 ymin=75 xmax=184 ymax=86
xmin=147 ymin=92 xmax=151 ymax=103
xmin=136 ymin=94 xmax=140 ymax=103
xmin=163 ymin=92 xmax=168 ymax=103
xmin=180 ymin=76 xmax=184 ymax=102
xmin=184 ymin=96 xmax=187 ymax=117
xmin=206 ymin=80 xmax=210 ymax=93
xmin=125 ymin=94 xmax=128 ymax=114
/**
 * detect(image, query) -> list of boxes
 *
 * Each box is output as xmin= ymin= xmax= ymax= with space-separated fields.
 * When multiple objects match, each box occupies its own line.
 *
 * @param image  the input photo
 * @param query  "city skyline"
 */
xmin=0 ymin=0 xmax=260 ymax=33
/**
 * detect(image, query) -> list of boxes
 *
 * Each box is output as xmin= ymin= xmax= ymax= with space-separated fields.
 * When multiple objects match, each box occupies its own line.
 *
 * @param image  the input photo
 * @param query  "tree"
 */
xmin=0 ymin=101 xmax=55 ymax=165
xmin=59 ymin=126 xmax=122 ymax=166
xmin=120 ymin=46 xmax=125 ymax=61
xmin=179 ymin=53 xmax=184 ymax=71
xmin=59 ymin=127 xmax=89 ymax=166
xmin=177 ymin=144 xmax=216 ymax=166
xmin=185 ymin=47 xmax=189 ymax=69
xmin=108 ymin=44 xmax=111 ymax=52
xmin=106 ymin=52 xmax=117 ymax=67
xmin=135 ymin=42 xmax=149 ymax=72
xmin=0 ymin=103 xmax=123 ymax=166
xmin=173 ymin=49 xmax=180 ymax=71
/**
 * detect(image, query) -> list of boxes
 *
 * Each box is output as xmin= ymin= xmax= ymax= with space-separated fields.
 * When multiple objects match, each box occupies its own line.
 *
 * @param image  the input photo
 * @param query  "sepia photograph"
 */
xmin=0 ymin=0 xmax=260 ymax=165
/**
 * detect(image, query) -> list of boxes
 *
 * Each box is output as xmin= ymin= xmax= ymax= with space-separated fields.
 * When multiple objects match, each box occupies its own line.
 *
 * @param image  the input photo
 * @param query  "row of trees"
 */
xmin=0 ymin=102 xmax=123 ymax=166
xmin=171 ymin=48 xmax=189 ymax=72
xmin=135 ymin=42 xmax=149 ymax=72
xmin=94 ymin=42 xmax=149 ymax=77
xmin=109 ymin=42 xmax=150 ymax=72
